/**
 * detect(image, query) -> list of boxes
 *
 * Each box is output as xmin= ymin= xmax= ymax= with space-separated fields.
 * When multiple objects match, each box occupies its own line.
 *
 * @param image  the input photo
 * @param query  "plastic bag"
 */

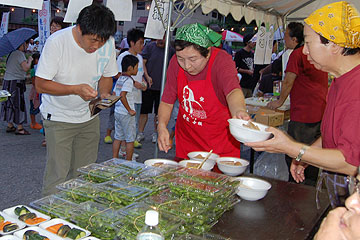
xmin=254 ymin=152 xmax=289 ymax=181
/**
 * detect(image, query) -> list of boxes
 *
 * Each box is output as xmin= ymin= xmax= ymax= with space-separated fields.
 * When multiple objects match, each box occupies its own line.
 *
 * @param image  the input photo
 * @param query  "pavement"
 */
xmin=0 ymin=85 xmax=176 ymax=209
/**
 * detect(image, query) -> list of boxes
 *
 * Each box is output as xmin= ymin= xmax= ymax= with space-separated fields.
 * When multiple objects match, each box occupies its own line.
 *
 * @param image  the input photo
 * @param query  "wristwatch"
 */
xmin=295 ymin=145 xmax=309 ymax=162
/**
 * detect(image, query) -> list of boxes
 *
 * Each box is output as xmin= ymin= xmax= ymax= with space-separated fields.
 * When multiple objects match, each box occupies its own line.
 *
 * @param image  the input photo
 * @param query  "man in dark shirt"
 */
xmin=234 ymin=34 xmax=255 ymax=98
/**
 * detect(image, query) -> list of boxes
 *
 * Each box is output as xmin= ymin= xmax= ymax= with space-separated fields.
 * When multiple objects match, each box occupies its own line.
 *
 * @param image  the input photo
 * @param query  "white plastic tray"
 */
xmin=0 ymin=235 xmax=21 ymax=240
xmin=39 ymin=218 xmax=91 ymax=239
xmin=14 ymin=226 xmax=62 ymax=240
xmin=0 ymin=212 xmax=26 ymax=235
xmin=2 ymin=205 xmax=51 ymax=226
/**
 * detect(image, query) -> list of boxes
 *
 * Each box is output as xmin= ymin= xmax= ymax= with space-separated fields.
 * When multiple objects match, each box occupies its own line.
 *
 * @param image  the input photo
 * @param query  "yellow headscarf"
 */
xmin=304 ymin=1 xmax=360 ymax=48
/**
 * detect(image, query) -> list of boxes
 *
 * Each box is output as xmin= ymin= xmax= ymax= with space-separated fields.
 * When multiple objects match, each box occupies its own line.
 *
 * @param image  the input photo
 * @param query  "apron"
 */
xmin=175 ymin=48 xmax=240 ymax=159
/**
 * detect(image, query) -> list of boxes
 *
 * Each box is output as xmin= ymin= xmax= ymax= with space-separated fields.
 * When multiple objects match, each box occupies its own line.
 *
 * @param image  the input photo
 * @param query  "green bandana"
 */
xmin=175 ymin=23 xmax=222 ymax=48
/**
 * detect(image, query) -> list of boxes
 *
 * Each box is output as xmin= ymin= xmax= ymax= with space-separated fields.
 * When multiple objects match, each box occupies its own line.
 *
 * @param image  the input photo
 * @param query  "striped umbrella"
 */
xmin=0 ymin=28 xmax=37 ymax=57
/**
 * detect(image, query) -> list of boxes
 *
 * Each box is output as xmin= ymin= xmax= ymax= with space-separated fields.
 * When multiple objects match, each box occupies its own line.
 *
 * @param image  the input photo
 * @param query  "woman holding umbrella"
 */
xmin=1 ymin=40 xmax=33 ymax=135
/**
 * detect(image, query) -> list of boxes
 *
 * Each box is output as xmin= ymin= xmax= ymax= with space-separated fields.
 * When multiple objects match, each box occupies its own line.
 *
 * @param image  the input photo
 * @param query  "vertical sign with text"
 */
xmin=0 ymin=12 xmax=10 ymax=38
xmin=38 ymin=0 xmax=50 ymax=52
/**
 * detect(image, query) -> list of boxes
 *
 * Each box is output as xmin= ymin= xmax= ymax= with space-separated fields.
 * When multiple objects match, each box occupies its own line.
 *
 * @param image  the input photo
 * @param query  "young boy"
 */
xmin=112 ymin=55 xmax=139 ymax=160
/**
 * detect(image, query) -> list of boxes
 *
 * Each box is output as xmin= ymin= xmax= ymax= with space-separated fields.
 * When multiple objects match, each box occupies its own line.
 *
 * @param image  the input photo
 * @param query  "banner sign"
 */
xmin=64 ymin=0 xmax=92 ymax=23
xmin=107 ymin=0 xmax=132 ymax=21
xmin=37 ymin=0 xmax=50 ymax=52
xmin=144 ymin=0 xmax=169 ymax=40
xmin=254 ymin=26 xmax=274 ymax=65
xmin=0 ymin=12 xmax=9 ymax=38
xmin=0 ymin=0 xmax=43 ymax=10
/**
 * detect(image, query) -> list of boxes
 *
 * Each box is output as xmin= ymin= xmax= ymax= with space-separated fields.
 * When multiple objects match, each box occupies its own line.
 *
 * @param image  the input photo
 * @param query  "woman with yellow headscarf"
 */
xmin=246 ymin=1 xmax=360 ymax=208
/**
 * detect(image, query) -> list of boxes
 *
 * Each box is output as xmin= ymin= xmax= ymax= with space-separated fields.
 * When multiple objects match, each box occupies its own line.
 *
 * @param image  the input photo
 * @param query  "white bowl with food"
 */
xmin=234 ymin=177 xmax=272 ymax=201
xmin=144 ymin=159 xmax=179 ymax=167
xmin=228 ymin=119 xmax=271 ymax=143
xmin=187 ymin=151 xmax=219 ymax=161
xmin=216 ymin=157 xmax=249 ymax=176
xmin=179 ymin=159 xmax=214 ymax=171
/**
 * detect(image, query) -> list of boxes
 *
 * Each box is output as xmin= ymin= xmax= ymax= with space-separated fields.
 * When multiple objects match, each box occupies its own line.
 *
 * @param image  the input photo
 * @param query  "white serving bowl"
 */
xmin=234 ymin=177 xmax=271 ymax=201
xmin=187 ymin=151 xmax=219 ymax=162
xmin=216 ymin=157 xmax=249 ymax=176
xmin=144 ymin=159 xmax=179 ymax=167
xmin=228 ymin=119 xmax=272 ymax=143
xmin=179 ymin=159 xmax=215 ymax=171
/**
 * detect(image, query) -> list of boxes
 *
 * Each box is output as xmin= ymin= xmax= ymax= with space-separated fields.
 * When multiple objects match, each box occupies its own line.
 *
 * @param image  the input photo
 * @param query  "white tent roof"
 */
xmin=198 ymin=0 xmax=360 ymax=27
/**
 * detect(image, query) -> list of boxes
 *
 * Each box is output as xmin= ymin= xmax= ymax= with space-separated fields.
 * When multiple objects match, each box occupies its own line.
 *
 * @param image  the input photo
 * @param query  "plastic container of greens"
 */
xmin=168 ymin=177 xmax=235 ymax=204
xmin=56 ymin=179 xmax=100 ymax=203
xmin=77 ymin=163 xmax=128 ymax=183
xmin=94 ymin=181 xmax=152 ymax=208
xmin=30 ymin=195 xmax=79 ymax=220
xmin=69 ymin=201 xmax=121 ymax=240
xmin=174 ymin=233 xmax=232 ymax=240
xmin=175 ymin=168 xmax=231 ymax=186
xmin=114 ymin=202 xmax=186 ymax=240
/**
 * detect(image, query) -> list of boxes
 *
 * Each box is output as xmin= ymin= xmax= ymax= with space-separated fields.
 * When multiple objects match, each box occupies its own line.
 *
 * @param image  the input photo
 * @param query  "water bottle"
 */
xmin=136 ymin=210 xmax=164 ymax=240
xmin=273 ymin=80 xmax=281 ymax=97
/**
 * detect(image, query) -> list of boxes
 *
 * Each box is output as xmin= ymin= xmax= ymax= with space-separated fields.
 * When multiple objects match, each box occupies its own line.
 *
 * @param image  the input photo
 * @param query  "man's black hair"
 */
xmin=31 ymin=52 xmax=40 ymax=68
xmin=126 ymin=29 xmax=144 ymax=47
xmin=121 ymin=55 xmax=139 ymax=72
xmin=174 ymin=40 xmax=209 ymax=58
xmin=287 ymin=22 xmax=304 ymax=46
xmin=243 ymin=34 xmax=255 ymax=45
xmin=51 ymin=16 xmax=70 ymax=29
xmin=319 ymin=35 xmax=360 ymax=56
xmin=76 ymin=4 xmax=116 ymax=42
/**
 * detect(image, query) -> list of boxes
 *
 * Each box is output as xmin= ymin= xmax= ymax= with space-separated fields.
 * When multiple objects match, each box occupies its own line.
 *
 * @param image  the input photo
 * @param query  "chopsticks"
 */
xmin=197 ymin=150 xmax=213 ymax=169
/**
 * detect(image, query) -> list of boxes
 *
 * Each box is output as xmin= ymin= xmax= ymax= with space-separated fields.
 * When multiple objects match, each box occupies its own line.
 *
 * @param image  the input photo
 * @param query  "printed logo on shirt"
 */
xmin=92 ymin=40 xmax=113 ymax=82
xmin=243 ymin=57 xmax=254 ymax=71
xmin=181 ymin=85 xmax=206 ymax=126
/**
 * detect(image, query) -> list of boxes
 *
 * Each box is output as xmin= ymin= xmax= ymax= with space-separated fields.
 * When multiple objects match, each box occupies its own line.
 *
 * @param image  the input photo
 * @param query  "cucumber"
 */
xmin=57 ymin=225 xmax=71 ymax=237
xmin=0 ymin=214 xmax=4 ymax=223
xmin=15 ymin=206 xmax=30 ymax=216
xmin=3 ymin=223 xmax=19 ymax=232
xmin=66 ymin=228 xmax=86 ymax=240
xmin=19 ymin=212 xmax=36 ymax=221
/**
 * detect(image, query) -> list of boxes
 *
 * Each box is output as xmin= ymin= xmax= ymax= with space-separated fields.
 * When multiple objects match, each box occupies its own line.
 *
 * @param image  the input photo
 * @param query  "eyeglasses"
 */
xmin=347 ymin=176 xmax=360 ymax=195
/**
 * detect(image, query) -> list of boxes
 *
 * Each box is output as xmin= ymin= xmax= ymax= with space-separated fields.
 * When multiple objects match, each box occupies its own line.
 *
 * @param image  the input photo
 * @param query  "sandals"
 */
xmin=15 ymin=128 xmax=31 ymax=135
xmin=6 ymin=126 xmax=16 ymax=133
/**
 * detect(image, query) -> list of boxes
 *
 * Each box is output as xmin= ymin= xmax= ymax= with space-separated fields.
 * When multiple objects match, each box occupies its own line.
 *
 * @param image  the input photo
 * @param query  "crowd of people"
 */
xmin=1 ymin=1 xmax=360 ymax=238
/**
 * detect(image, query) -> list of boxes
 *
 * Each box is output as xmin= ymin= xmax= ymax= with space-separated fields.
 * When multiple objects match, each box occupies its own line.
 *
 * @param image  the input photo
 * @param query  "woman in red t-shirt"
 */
xmin=157 ymin=23 xmax=249 ymax=160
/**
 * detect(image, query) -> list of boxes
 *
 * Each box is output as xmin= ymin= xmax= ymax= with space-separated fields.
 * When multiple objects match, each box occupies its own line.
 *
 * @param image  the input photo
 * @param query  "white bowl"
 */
xmin=144 ymin=159 xmax=179 ymax=167
xmin=228 ymin=119 xmax=272 ymax=143
xmin=234 ymin=177 xmax=272 ymax=201
xmin=187 ymin=151 xmax=219 ymax=162
xmin=216 ymin=157 xmax=249 ymax=176
xmin=179 ymin=159 xmax=215 ymax=171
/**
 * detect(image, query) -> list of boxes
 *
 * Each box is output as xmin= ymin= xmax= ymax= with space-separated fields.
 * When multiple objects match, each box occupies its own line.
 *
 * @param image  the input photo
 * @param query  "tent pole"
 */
xmin=154 ymin=0 xmax=173 ymax=159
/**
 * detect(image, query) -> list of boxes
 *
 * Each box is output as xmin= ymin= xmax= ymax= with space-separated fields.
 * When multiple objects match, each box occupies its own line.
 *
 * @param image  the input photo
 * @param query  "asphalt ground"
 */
xmin=0 ymin=84 xmax=176 ymax=209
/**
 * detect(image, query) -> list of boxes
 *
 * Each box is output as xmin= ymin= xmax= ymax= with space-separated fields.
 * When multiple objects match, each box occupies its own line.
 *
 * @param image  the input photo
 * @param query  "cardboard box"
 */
xmin=254 ymin=108 xmax=284 ymax=127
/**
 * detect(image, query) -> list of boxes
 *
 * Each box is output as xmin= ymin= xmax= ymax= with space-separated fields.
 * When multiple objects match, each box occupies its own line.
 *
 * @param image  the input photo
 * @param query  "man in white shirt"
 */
xmin=35 ymin=4 xmax=118 ymax=195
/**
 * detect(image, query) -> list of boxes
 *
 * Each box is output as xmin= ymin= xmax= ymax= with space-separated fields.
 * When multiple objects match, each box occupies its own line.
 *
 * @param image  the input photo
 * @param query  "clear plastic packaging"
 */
xmin=70 ymin=201 xmax=121 ymax=240
xmin=175 ymin=168 xmax=231 ymax=186
xmin=77 ymin=163 xmax=128 ymax=183
xmin=56 ymin=179 xmax=100 ymax=203
xmin=115 ymin=202 xmax=186 ymax=240
xmin=30 ymin=195 xmax=79 ymax=220
xmin=95 ymin=181 xmax=152 ymax=208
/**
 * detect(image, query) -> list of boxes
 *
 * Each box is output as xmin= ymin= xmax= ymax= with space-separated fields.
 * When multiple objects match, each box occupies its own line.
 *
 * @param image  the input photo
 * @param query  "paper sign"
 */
xmin=254 ymin=26 xmax=274 ymax=65
xmin=264 ymin=26 xmax=274 ymax=65
xmin=254 ymin=26 xmax=266 ymax=65
xmin=106 ymin=0 xmax=132 ymax=21
xmin=64 ymin=0 xmax=92 ymax=23
xmin=0 ymin=12 xmax=9 ymax=38
xmin=37 ymin=0 xmax=50 ymax=52
xmin=0 ymin=0 xmax=43 ymax=9
xmin=144 ymin=0 xmax=169 ymax=40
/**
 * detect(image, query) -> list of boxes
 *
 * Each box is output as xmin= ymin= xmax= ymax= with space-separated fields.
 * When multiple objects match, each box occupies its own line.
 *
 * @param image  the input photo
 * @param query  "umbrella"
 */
xmin=0 ymin=28 xmax=37 ymax=57
xmin=222 ymin=30 xmax=244 ymax=42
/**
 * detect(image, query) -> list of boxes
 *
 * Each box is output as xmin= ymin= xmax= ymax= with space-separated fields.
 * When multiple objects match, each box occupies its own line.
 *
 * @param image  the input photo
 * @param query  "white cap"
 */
xmin=145 ymin=210 xmax=159 ymax=226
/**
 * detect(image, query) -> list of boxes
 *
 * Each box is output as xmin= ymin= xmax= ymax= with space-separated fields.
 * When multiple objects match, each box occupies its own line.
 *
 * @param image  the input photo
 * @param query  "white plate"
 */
xmin=144 ymin=159 xmax=179 ymax=167
xmin=14 ymin=226 xmax=62 ymax=240
xmin=0 ymin=212 xmax=26 ymax=235
xmin=0 ymin=236 xmax=21 ymax=240
xmin=39 ymin=218 xmax=91 ymax=239
xmin=2 ymin=205 xmax=51 ymax=226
